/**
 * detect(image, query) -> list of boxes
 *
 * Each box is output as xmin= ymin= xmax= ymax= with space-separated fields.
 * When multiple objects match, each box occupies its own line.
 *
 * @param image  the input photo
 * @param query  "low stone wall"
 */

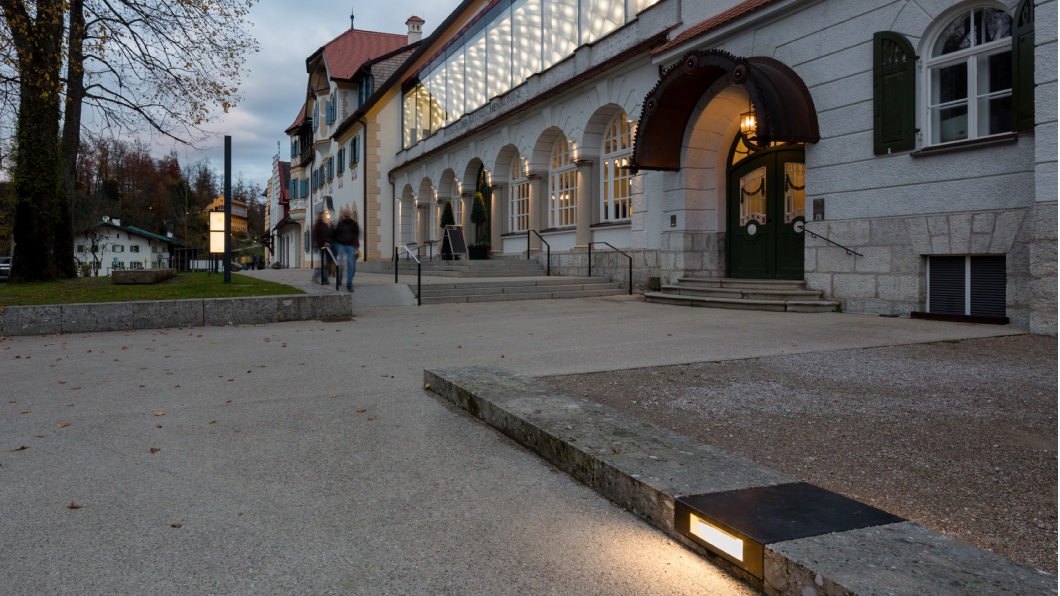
xmin=425 ymin=366 xmax=1057 ymax=595
xmin=0 ymin=294 xmax=352 ymax=336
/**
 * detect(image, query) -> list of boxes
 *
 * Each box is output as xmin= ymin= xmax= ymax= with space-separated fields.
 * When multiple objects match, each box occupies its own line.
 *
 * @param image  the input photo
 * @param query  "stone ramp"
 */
xmin=424 ymin=366 xmax=1057 ymax=595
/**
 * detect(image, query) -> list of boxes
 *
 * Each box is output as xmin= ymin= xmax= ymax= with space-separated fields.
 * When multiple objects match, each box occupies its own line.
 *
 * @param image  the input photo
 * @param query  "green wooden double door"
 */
xmin=727 ymin=138 xmax=806 ymax=280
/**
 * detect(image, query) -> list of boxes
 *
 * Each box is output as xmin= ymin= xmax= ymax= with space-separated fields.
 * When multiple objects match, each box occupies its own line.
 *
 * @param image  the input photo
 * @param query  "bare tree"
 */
xmin=0 ymin=0 xmax=259 ymax=281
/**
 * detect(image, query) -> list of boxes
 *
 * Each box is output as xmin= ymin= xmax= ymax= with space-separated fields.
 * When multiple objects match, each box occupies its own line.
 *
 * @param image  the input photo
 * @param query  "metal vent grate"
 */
xmin=928 ymin=256 xmax=966 ymax=315
xmin=970 ymin=256 xmax=1007 ymax=317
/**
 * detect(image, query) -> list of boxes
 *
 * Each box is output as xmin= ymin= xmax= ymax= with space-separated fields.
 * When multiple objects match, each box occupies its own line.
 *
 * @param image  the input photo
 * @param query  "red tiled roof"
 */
xmin=321 ymin=28 xmax=409 ymax=81
xmin=286 ymin=102 xmax=307 ymax=133
xmin=652 ymin=0 xmax=780 ymax=56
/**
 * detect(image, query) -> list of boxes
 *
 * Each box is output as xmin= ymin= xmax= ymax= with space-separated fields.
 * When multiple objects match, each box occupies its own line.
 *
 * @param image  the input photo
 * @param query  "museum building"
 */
xmin=319 ymin=0 xmax=1055 ymax=333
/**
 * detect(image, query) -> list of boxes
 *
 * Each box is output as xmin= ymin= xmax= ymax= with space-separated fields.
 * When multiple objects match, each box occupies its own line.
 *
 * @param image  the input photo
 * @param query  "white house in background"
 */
xmin=74 ymin=218 xmax=180 ymax=276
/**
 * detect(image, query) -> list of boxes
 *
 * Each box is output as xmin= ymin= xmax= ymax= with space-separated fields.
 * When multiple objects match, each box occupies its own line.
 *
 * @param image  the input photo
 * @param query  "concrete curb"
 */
xmin=424 ymin=366 xmax=1058 ymax=595
xmin=0 ymin=293 xmax=352 ymax=336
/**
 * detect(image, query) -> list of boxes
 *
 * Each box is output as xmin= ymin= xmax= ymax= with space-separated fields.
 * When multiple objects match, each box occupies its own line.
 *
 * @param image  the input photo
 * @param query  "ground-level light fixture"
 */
xmin=675 ymin=482 xmax=903 ymax=580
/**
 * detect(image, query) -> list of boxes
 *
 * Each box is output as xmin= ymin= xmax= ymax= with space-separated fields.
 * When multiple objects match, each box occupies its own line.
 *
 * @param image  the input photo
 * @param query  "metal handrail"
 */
xmin=803 ymin=226 xmax=863 ymax=257
xmin=394 ymin=244 xmax=422 ymax=306
xmin=526 ymin=230 xmax=551 ymax=276
xmin=588 ymin=242 xmax=633 ymax=295
xmin=417 ymin=240 xmax=439 ymax=261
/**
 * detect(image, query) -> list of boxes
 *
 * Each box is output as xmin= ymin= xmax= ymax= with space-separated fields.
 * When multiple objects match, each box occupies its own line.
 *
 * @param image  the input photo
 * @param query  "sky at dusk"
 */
xmin=165 ymin=1 xmax=454 ymax=190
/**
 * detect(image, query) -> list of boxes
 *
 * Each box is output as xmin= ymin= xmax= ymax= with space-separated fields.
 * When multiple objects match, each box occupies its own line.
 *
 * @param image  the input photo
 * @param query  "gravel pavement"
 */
xmin=545 ymin=334 xmax=1058 ymax=574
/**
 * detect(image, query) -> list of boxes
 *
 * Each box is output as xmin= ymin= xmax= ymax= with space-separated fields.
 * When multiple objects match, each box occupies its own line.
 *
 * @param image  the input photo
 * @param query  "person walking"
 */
xmin=312 ymin=212 xmax=332 ymax=285
xmin=332 ymin=208 xmax=360 ymax=292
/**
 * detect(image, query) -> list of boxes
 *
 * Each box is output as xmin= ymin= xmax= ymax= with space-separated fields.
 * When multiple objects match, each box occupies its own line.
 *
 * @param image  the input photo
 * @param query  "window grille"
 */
xmin=601 ymin=112 xmax=634 ymax=222
xmin=549 ymin=138 xmax=577 ymax=228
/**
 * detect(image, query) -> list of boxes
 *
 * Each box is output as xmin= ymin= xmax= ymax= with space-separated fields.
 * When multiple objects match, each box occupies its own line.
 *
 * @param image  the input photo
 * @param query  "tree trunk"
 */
xmin=55 ymin=0 xmax=87 ymax=279
xmin=3 ymin=0 xmax=67 ymax=282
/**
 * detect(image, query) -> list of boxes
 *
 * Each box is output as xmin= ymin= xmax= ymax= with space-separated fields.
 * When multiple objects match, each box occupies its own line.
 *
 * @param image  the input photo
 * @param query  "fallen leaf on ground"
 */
xmin=19 ymin=410 xmax=30 ymax=414
xmin=150 ymin=448 xmax=160 ymax=454
xmin=154 ymin=411 xmax=165 ymax=417
xmin=329 ymin=393 xmax=338 ymax=399
xmin=367 ymin=417 xmax=377 ymax=421
xmin=57 ymin=422 xmax=70 ymax=428
xmin=170 ymin=523 xmax=181 ymax=528
xmin=121 ymin=346 xmax=128 ymax=350
xmin=14 ymin=446 xmax=28 ymax=451
xmin=356 ymin=409 xmax=366 ymax=413
xmin=67 ymin=502 xmax=82 ymax=509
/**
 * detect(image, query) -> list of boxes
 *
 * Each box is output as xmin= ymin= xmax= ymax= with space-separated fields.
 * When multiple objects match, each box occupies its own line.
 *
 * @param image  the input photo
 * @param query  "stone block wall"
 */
xmin=805 ymin=209 xmax=1034 ymax=323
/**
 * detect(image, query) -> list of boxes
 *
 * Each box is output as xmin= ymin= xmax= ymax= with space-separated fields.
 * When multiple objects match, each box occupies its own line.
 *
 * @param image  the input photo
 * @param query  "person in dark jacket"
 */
xmin=332 ymin=208 xmax=360 ymax=292
xmin=312 ymin=212 xmax=332 ymax=285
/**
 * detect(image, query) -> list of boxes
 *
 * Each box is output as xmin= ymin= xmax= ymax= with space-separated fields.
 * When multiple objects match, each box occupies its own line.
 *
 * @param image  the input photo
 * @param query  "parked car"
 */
xmin=0 ymin=256 xmax=10 ymax=282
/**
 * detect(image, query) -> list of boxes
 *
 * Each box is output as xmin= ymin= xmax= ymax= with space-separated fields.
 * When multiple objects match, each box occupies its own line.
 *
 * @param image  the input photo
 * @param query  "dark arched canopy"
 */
xmin=632 ymin=50 xmax=820 ymax=172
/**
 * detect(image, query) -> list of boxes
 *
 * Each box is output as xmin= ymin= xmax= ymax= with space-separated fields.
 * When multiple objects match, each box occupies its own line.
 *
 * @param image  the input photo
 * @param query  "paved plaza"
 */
xmin=0 ymin=270 xmax=1030 ymax=594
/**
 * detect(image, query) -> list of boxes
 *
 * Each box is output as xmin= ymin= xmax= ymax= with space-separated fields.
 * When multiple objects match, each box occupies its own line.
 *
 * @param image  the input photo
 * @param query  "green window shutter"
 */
xmin=1012 ymin=0 xmax=1035 ymax=131
xmin=873 ymin=31 xmax=917 ymax=155
xmin=353 ymin=137 xmax=360 ymax=165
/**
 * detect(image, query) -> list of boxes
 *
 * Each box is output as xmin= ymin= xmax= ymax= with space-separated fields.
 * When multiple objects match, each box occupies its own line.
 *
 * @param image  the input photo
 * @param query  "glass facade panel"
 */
xmin=629 ymin=0 xmax=660 ymax=15
xmin=581 ymin=0 xmax=624 ymax=44
xmin=512 ymin=0 xmax=542 ymax=84
xmin=446 ymin=51 xmax=465 ymax=126
xmin=401 ymin=0 xmax=658 ymax=148
xmin=488 ymin=8 xmax=513 ymax=99
xmin=465 ymin=32 xmax=488 ymax=113
xmin=545 ymin=0 xmax=579 ymax=69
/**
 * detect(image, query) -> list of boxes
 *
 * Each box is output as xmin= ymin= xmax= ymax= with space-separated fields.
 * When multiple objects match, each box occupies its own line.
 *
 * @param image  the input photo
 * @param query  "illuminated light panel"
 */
xmin=689 ymin=514 xmax=744 ymax=562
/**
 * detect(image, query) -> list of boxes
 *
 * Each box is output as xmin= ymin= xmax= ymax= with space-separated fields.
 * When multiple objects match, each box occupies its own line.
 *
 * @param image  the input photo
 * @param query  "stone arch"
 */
xmin=531 ymin=127 xmax=568 ymax=172
xmin=461 ymin=158 xmax=485 ymax=193
xmin=493 ymin=144 xmax=521 ymax=183
xmin=438 ymin=169 xmax=458 ymax=199
xmin=580 ymin=103 xmax=628 ymax=160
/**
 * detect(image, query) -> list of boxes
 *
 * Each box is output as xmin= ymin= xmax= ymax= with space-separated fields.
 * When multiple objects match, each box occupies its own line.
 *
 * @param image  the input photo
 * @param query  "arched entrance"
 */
xmin=727 ymin=133 xmax=805 ymax=279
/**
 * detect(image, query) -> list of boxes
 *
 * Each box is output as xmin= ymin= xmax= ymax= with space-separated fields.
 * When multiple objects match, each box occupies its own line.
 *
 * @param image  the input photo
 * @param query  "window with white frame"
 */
xmin=452 ymin=193 xmax=463 ymax=227
xmin=600 ymin=112 xmax=634 ymax=222
xmin=549 ymin=138 xmax=577 ymax=228
xmin=926 ymin=5 xmax=1012 ymax=145
xmin=509 ymin=156 xmax=530 ymax=232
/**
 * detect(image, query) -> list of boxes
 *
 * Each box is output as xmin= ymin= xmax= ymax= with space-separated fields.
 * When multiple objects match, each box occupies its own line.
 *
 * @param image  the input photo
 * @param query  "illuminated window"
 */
xmin=600 ymin=112 xmax=634 ymax=222
xmin=549 ymin=137 xmax=577 ymax=228
xmin=509 ymin=156 xmax=530 ymax=232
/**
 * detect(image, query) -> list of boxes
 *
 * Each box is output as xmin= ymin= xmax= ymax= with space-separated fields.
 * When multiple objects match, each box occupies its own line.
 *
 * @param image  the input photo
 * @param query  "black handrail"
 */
xmin=393 ymin=244 xmax=422 ymax=306
xmin=527 ymin=230 xmax=551 ymax=276
xmin=588 ymin=242 xmax=633 ymax=295
xmin=417 ymin=240 xmax=439 ymax=261
xmin=803 ymin=226 xmax=863 ymax=257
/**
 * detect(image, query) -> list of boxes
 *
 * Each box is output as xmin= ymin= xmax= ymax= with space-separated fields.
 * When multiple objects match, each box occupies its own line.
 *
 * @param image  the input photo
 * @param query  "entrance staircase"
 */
xmin=644 ymin=277 xmax=840 ymax=313
xmin=360 ymin=258 xmax=628 ymax=304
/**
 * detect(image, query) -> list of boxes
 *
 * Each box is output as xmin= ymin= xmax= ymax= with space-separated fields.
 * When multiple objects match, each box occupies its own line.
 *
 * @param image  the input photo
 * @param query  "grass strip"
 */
xmin=0 ymin=272 xmax=302 ymax=306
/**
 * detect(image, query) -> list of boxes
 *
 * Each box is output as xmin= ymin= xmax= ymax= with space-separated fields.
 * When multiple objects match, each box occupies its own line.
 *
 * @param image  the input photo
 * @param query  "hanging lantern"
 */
xmin=740 ymin=109 xmax=757 ymax=138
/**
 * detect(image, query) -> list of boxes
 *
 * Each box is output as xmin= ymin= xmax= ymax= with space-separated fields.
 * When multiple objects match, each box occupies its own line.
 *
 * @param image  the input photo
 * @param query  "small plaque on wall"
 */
xmin=812 ymin=199 xmax=825 ymax=221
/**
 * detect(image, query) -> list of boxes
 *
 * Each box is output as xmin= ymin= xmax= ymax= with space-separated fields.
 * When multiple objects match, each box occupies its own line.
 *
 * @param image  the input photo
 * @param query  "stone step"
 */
xmin=644 ymin=292 xmax=840 ymax=313
xmin=676 ymin=277 xmax=809 ymax=291
xmin=660 ymin=285 xmax=825 ymax=301
xmin=421 ymin=277 xmax=612 ymax=291
xmin=422 ymin=282 xmax=622 ymax=299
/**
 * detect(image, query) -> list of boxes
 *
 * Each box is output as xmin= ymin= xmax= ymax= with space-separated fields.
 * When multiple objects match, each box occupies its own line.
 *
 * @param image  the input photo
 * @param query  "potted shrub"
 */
xmin=468 ymin=192 xmax=489 ymax=260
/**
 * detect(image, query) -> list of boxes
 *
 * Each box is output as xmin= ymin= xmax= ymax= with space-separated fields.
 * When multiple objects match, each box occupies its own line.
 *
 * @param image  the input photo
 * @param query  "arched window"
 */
xmin=509 ymin=156 xmax=530 ymax=232
xmin=926 ymin=5 xmax=1012 ymax=145
xmin=600 ymin=112 xmax=634 ymax=222
xmin=549 ymin=137 xmax=577 ymax=228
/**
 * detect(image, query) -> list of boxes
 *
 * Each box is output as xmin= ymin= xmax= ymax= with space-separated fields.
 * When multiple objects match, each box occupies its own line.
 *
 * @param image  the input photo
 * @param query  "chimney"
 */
xmin=406 ymin=16 xmax=424 ymax=44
